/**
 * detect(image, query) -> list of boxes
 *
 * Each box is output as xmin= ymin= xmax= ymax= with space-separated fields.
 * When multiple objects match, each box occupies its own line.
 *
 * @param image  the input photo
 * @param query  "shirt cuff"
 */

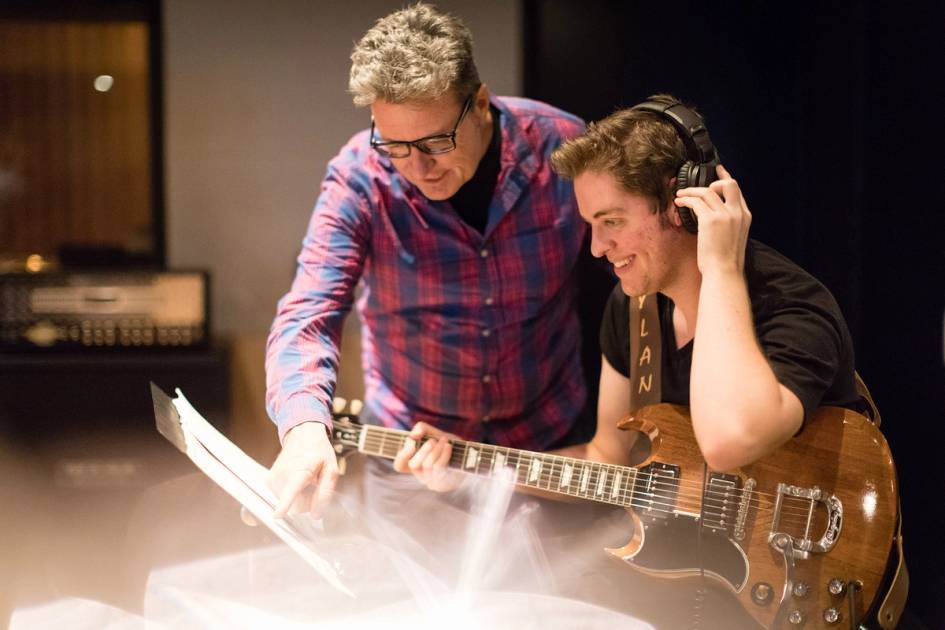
xmin=276 ymin=397 xmax=333 ymax=444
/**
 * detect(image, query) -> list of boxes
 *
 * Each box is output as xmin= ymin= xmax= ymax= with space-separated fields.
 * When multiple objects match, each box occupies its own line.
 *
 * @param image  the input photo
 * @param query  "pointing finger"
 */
xmin=273 ymin=469 xmax=315 ymax=517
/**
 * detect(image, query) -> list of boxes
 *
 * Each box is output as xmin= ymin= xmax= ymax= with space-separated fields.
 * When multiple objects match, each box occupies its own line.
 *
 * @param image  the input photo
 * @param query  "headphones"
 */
xmin=630 ymin=99 xmax=720 ymax=234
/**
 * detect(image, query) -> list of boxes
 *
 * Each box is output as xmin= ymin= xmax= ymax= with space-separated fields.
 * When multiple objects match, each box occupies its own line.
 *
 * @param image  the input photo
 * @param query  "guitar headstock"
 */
xmin=330 ymin=396 xmax=363 ymax=455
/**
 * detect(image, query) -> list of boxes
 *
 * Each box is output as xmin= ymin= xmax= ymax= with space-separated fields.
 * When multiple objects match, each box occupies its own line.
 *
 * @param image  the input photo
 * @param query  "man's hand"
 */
xmin=675 ymin=164 xmax=751 ymax=276
xmin=392 ymin=422 xmax=464 ymax=492
xmin=269 ymin=421 xmax=339 ymax=518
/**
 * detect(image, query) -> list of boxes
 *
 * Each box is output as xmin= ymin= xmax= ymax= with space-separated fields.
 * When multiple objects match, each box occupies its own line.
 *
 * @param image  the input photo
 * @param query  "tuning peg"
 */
xmin=349 ymin=399 xmax=363 ymax=415
xmin=332 ymin=396 xmax=347 ymax=414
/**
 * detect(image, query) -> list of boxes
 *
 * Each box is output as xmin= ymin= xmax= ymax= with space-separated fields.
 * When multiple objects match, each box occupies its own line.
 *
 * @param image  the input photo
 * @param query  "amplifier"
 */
xmin=0 ymin=271 xmax=209 ymax=350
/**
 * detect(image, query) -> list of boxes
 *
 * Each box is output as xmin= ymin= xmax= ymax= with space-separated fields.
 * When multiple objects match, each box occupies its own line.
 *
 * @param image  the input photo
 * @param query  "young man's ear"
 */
xmin=668 ymin=202 xmax=685 ymax=228
xmin=665 ymin=177 xmax=684 ymax=228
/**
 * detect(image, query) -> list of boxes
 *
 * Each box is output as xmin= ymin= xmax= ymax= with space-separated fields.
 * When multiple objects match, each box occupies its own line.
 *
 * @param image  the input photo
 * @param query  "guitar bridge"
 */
xmin=769 ymin=483 xmax=843 ymax=556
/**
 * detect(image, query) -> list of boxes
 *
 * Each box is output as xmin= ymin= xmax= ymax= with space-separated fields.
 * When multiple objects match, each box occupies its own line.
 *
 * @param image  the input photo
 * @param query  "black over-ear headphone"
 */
xmin=630 ymin=99 xmax=720 ymax=234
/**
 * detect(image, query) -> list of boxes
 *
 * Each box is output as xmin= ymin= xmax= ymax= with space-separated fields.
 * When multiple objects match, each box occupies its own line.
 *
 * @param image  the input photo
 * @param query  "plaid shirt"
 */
xmin=266 ymin=96 xmax=587 ymax=450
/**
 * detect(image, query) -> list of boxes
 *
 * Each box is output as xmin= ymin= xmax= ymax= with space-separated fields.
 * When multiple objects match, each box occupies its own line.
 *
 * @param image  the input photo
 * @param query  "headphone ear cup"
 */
xmin=675 ymin=162 xmax=691 ymax=191
xmin=675 ymin=162 xmax=699 ymax=234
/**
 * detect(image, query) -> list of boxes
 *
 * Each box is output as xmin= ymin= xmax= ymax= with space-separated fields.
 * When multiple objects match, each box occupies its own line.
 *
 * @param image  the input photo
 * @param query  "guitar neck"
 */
xmin=351 ymin=422 xmax=641 ymax=508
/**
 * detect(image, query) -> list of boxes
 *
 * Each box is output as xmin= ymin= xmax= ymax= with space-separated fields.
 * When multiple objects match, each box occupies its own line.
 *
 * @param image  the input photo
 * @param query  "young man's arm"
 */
xmin=676 ymin=166 xmax=803 ymax=471
xmin=552 ymin=355 xmax=636 ymax=465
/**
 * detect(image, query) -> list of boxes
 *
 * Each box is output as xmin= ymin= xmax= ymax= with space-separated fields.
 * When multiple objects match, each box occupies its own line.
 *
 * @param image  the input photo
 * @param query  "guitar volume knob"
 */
xmin=823 ymin=607 xmax=842 ymax=624
xmin=788 ymin=610 xmax=804 ymax=625
xmin=792 ymin=581 xmax=810 ymax=598
xmin=828 ymin=578 xmax=846 ymax=596
xmin=751 ymin=582 xmax=773 ymax=606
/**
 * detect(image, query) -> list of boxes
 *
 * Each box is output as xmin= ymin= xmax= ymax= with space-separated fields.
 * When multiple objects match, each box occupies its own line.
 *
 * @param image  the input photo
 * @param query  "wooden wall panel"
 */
xmin=0 ymin=19 xmax=152 ymax=261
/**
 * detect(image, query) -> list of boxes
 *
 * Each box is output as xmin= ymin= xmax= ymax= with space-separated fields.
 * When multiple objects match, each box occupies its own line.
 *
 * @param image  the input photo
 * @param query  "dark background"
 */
xmin=523 ymin=1 xmax=945 ymax=626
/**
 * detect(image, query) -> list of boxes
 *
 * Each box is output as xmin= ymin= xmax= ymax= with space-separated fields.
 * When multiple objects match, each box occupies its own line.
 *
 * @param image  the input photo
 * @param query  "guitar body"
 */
xmin=608 ymin=403 xmax=899 ymax=629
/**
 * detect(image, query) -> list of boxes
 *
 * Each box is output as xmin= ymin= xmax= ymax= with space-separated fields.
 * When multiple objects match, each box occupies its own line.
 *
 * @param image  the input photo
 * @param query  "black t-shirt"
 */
xmin=449 ymin=104 xmax=502 ymax=235
xmin=599 ymin=240 xmax=860 ymax=422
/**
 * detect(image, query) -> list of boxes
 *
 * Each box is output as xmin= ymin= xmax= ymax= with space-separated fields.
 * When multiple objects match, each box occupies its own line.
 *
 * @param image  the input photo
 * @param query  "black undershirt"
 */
xmin=449 ymin=104 xmax=501 ymax=235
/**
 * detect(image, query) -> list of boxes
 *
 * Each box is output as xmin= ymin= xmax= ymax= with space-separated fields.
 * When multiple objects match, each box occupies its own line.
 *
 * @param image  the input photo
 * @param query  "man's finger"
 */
xmin=409 ymin=437 xmax=437 ymax=471
xmin=392 ymin=437 xmax=417 ymax=472
xmin=435 ymin=438 xmax=452 ymax=468
xmin=715 ymin=177 xmax=743 ymax=206
xmin=311 ymin=465 xmax=338 ymax=518
xmin=273 ymin=468 xmax=316 ymax=517
xmin=676 ymin=185 xmax=723 ymax=208
xmin=675 ymin=195 xmax=712 ymax=220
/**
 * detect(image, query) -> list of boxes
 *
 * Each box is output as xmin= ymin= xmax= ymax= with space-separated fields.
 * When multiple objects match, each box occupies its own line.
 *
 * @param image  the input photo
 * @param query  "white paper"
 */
xmin=169 ymin=388 xmax=354 ymax=598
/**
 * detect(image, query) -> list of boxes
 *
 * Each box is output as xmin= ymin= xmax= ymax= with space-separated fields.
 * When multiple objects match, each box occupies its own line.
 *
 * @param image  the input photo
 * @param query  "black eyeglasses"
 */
xmin=370 ymin=96 xmax=472 ymax=158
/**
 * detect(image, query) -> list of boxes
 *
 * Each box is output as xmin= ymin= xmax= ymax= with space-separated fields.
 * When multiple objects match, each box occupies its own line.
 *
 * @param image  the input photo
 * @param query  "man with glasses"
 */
xmin=266 ymin=4 xmax=598 ymax=526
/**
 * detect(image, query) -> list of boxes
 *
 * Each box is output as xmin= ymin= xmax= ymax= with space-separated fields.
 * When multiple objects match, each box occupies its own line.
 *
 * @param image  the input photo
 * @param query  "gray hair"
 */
xmin=349 ymin=3 xmax=481 ymax=106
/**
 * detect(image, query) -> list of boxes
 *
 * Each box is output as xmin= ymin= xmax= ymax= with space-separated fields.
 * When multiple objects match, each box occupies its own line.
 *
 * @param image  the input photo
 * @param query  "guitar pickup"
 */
xmin=703 ymin=472 xmax=742 ymax=534
xmin=635 ymin=462 xmax=680 ymax=520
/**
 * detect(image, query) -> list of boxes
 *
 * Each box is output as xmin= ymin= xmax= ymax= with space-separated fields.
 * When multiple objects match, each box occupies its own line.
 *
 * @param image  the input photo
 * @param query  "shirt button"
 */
xmin=482 ymin=414 xmax=492 ymax=423
xmin=480 ymin=249 xmax=489 ymax=258
xmin=484 ymin=297 xmax=494 ymax=306
xmin=482 ymin=374 xmax=492 ymax=384
xmin=481 ymin=328 xmax=491 ymax=338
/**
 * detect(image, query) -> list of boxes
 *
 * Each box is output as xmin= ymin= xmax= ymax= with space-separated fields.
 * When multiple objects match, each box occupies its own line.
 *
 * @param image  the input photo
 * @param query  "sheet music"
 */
xmin=166 ymin=388 xmax=354 ymax=598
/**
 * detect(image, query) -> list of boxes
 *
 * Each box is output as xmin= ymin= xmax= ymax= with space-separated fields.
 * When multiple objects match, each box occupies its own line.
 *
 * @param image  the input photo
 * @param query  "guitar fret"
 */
xmin=377 ymin=429 xmax=387 ymax=457
xmin=552 ymin=456 xmax=564 ymax=492
xmin=542 ymin=456 xmax=553 ymax=491
xmin=486 ymin=445 xmax=495 ymax=476
xmin=624 ymin=469 xmax=637 ymax=507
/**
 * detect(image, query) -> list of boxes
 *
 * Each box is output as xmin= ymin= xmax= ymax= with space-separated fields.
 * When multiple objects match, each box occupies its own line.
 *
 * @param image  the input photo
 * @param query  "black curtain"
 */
xmin=523 ymin=1 xmax=945 ymax=626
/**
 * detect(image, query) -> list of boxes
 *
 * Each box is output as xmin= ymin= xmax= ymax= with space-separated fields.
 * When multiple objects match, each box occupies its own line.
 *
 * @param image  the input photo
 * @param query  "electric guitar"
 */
xmin=329 ymin=402 xmax=900 ymax=629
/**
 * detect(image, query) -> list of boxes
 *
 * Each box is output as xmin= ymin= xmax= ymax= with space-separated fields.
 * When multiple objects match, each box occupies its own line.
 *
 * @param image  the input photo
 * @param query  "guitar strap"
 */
xmin=629 ymin=296 xmax=708 ymax=629
xmin=628 ymin=293 xmax=662 ymax=411
xmin=854 ymin=370 xmax=882 ymax=427
xmin=853 ymin=373 xmax=909 ymax=629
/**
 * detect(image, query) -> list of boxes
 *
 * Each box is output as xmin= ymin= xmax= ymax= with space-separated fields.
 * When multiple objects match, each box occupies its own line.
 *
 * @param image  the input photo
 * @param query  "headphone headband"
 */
xmin=630 ymin=100 xmax=719 ymax=166
xmin=630 ymin=98 xmax=721 ymax=234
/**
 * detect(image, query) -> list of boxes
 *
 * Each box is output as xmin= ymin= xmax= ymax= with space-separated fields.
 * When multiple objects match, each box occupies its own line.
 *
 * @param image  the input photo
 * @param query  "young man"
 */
xmin=266 ymin=4 xmax=592 ymax=516
xmin=548 ymin=94 xmax=860 ymax=471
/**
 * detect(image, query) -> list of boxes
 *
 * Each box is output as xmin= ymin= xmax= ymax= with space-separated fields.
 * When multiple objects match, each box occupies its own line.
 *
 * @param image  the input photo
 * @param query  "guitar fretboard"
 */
xmin=348 ymin=422 xmax=642 ymax=508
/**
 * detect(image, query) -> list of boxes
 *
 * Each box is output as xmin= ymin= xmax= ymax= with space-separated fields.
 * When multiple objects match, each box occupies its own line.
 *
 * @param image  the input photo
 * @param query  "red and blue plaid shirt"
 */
xmin=266 ymin=96 xmax=587 ymax=450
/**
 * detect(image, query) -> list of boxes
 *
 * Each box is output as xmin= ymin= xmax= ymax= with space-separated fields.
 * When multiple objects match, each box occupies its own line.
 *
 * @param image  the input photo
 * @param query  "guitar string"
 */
xmin=353 ymin=454 xmax=819 ymax=528
xmin=357 ymin=433 xmax=824 ymax=523
xmin=354 ymin=429 xmax=827 ymax=524
xmin=354 ymin=426 xmax=829 ymax=513
xmin=355 ymin=428 xmax=828 ymax=519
